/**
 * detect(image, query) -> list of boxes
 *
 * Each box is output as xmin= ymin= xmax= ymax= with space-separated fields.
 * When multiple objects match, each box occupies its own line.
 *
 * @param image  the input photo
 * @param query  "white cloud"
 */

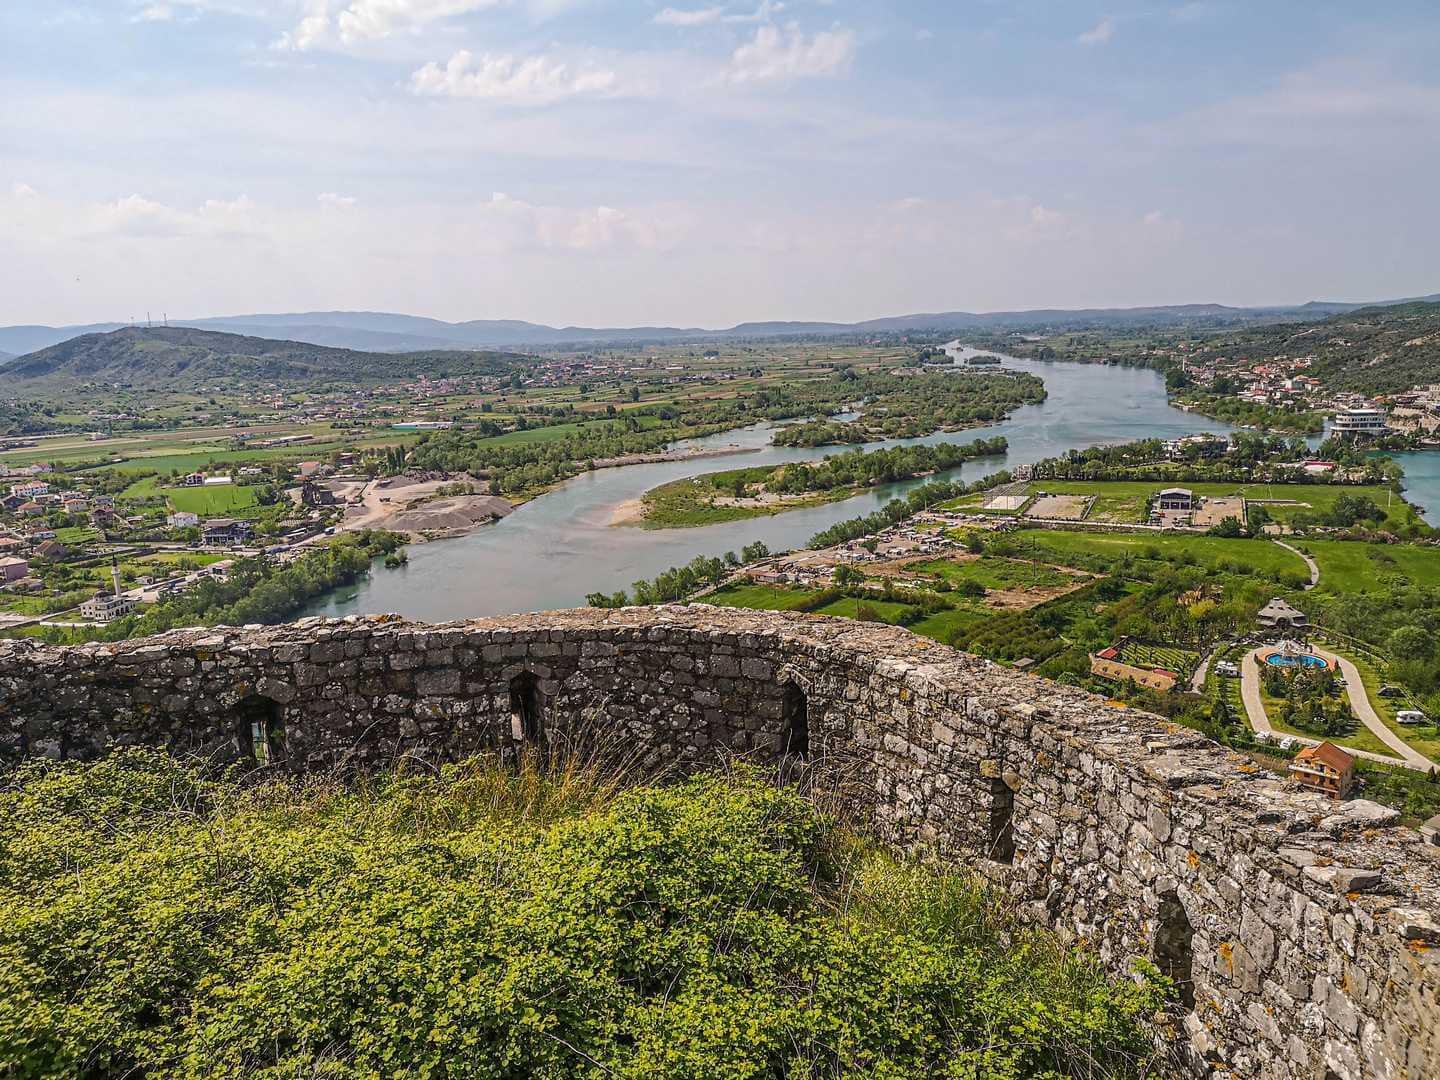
xmin=82 ymin=194 xmax=261 ymax=240
xmin=132 ymin=3 xmax=175 ymax=21
xmin=319 ymin=192 xmax=359 ymax=210
xmin=728 ymin=23 xmax=855 ymax=83
xmin=723 ymin=1 xmax=784 ymax=23
xmin=1029 ymin=204 xmax=1064 ymax=227
xmin=278 ymin=0 xmax=588 ymax=49
xmin=275 ymin=0 xmax=333 ymax=51
xmin=654 ymin=6 xmax=723 ymax=27
xmin=1077 ymin=17 xmax=1115 ymax=46
xmin=410 ymin=50 xmax=621 ymax=105
xmin=1142 ymin=210 xmax=1167 ymax=226
xmin=11 ymin=183 xmax=38 ymax=200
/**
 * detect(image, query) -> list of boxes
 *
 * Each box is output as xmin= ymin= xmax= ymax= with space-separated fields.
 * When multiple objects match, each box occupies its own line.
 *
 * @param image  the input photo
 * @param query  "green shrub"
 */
xmin=0 ymin=752 xmax=1168 ymax=1079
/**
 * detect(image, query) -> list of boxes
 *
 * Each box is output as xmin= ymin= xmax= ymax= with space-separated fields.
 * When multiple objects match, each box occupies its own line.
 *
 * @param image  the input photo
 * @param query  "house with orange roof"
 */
xmin=1287 ymin=741 xmax=1356 ymax=800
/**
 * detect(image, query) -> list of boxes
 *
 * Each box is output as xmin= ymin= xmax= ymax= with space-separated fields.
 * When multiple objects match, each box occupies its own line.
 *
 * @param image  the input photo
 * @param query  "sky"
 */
xmin=2 ymin=0 xmax=1439 ymax=328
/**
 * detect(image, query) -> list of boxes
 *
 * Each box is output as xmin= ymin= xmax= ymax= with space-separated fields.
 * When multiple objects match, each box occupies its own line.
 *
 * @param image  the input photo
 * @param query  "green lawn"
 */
xmin=1301 ymin=539 xmax=1440 ymax=593
xmin=164 ymin=485 xmax=261 ymax=516
xmin=477 ymin=416 xmax=666 ymax=448
xmin=701 ymin=583 xmax=821 ymax=612
xmin=1017 ymin=529 xmax=1308 ymax=579
xmin=908 ymin=607 xmax=984 ymax=643
xmin=907 ymin=556 xmax=1076 ymax=593
xmin=813 ymin=596 xmax=918 ymax=624
xmin=1319 ymin=639 xmax=1440 ymax=766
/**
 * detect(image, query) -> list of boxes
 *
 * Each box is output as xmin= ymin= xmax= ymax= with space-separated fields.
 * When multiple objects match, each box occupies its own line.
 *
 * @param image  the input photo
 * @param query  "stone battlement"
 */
xmin=2 ymin=606 xmax=1437 ymax=1078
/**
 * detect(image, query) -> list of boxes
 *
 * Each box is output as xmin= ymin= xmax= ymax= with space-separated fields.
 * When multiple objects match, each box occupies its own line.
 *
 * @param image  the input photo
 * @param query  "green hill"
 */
xmin=2 ymin=326 xmax=529 ymax=391
xmin=1199 ymin=299 xmax=1440 ymax=395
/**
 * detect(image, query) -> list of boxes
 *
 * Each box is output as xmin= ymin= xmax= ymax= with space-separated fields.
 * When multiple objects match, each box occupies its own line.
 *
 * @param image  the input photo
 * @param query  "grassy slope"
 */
xmin=1018 ymin=529 xmax=1309 ymax=578
xmin=0 ymin=753 xmax=1165 ymax=1079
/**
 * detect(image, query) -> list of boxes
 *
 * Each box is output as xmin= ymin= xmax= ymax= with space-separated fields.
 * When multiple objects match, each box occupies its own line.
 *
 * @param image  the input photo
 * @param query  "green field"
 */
xmin=948 ymin=480 xmax=1408 ymax=526
xmin=701 ymin=583 xmax=821 ymax=612
xmin=1016 ymin=529 xmax=1309 ymax=579
xmin=476 ymin=415 xmax=667 ymax=448
xmin=813 ymin=596 xmax=918 ymax=624
xmin=640 ymin=467 xmax=846 ymax=528
xmin=908 ymin=607 xmax=985 ymax=642
xmin=1301 ymin=539 xmax=1440 ymax=593
xmin=163 ymin=485 xmax=262 ymax=516
xmin=907 ymin=556 xmax=1077 ymax=593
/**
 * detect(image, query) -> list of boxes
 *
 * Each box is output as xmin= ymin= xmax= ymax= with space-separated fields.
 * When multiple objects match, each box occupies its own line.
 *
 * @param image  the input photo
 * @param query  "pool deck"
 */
xmin=1240 ymin=645 xmax=1437 ymax=771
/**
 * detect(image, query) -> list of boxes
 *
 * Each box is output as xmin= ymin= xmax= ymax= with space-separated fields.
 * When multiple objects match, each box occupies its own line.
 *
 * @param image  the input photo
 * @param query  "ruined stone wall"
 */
xmin=1 ymin=606 xmax=1436 ymax=1079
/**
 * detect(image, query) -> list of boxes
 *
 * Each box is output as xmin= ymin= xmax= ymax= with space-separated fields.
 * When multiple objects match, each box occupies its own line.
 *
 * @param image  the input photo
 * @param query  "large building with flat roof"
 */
xmin=1331 ymin=406 xmax=1388 ymax=436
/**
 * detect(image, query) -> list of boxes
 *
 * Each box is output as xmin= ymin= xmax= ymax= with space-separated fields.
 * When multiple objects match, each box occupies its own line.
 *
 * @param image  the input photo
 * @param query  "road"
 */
xmin=1239 ymin=646 xmax=1436 ymax=771
xmin=1271 ymin=539 xmax=1319 ymax=589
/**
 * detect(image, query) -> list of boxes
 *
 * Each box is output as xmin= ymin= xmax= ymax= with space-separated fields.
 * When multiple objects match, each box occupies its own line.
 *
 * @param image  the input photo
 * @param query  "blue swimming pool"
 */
xmin=1263 ymin=652 xmax=1328 ymax=668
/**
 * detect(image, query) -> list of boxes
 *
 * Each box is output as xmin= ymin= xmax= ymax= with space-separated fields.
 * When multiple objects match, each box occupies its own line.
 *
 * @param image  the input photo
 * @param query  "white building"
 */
xmin=1331 ymin=407 xmax=1388 ymax=436
xmin=167 ymin=511 xmax=200 ymax=529
xmin=80 ymin=591 xmax=134 ymax=622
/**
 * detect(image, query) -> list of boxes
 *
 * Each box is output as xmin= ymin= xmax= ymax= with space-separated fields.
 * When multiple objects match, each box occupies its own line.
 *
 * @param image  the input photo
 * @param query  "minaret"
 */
xmin=111 ymin=555 xmax=122 ymax=598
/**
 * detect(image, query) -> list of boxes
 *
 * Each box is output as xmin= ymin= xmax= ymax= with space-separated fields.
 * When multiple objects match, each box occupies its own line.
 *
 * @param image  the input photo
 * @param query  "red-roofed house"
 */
xmin=1288 ymin=741 xmax=1356 ymax=800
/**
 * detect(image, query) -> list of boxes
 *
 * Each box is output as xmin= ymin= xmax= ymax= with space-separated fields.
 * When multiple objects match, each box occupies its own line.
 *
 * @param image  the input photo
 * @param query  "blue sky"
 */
xmin=3 ymin=1 xmax=1439 ymax=326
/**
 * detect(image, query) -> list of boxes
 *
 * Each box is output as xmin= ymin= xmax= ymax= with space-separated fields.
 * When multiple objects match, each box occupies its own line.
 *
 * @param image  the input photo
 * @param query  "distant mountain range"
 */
xmin=3 ymin=293 xmax=1438 ymax=358
xmin=2 ymin=326 xmax=525 ymax=391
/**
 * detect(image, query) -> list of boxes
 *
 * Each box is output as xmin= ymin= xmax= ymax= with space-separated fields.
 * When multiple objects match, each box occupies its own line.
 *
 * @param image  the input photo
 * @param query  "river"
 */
xmin=303 ymin=347 xmax=1236 ymax=621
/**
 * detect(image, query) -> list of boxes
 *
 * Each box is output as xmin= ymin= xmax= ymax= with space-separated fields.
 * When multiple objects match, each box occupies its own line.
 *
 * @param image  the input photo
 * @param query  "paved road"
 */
xmin=1239 ymin=646 xmax=1435 ymax=771
xmin=1312 ymin=645 xmax=1437 ymax=770
xmin=1271 ymin=539 xmax=1319 ymax=590
xmin=1190 ymin=642 xmax=1228 ymax=693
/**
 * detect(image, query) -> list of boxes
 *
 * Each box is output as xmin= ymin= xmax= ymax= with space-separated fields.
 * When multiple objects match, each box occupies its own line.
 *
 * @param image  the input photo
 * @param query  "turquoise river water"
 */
xmin=304 ymin=345 xmax=1250 ymax=621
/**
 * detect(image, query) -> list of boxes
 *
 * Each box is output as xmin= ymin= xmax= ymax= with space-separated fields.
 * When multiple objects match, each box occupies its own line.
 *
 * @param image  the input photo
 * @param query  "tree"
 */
xmin=1208 ymin=516 xmax=1243 ymax=538
xmin=1388 ymin=625 xmax=1434 ymax=663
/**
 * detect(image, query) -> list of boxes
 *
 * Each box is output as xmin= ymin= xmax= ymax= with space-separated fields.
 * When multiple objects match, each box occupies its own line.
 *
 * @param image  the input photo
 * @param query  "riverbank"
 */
xmin=299 ymin=351 xmax=1240 ymax=621
xmin=630 ymin=438 xmax=1010 ymax=530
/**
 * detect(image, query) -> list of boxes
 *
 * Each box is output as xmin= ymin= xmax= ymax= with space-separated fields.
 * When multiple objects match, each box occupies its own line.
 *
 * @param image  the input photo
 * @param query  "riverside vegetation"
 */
xmin=637 ymin=437 xmax=1008 ymax=528
xmin=0 ymin=751 xmax=1171 ymax=1080
xmin=27 ymin=531 xmax=406 ymax=645
xmin=409 ymin=370 xmax=1040 ymax=496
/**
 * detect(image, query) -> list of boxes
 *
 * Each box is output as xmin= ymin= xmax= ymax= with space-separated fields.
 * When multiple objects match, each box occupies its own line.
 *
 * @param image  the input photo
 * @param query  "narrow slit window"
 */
xmin=988 ymin=776 xmax=1015 ymax=864
xmin=510 ymin=672 xmax=543 ymax=742
xmin=237 ymin=697 xmax=285 ymax=766
xmin=781 ymin=682 xmax=808 ymax=760
xmin=1155 ymin=894 xmax=1195 ymax=1009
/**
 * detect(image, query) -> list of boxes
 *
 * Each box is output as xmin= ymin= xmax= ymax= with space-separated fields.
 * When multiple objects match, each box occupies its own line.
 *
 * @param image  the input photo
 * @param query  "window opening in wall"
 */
xmin=987 ymin=776 xmax=1015 ymax=864
xmin=237 ymin=696 xmax=285 ymax=766
xmin=1154 ymin=893 xmax=1195 ymax=1009
xmin=510 ymin=672 xmax=543 ymax=743
xmin=781 ymin=682 xmax=808 ymax=760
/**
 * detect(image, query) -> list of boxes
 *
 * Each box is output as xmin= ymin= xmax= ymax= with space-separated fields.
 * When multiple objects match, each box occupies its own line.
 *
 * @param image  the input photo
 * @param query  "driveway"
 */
xmin=1240 ymin=646 xmax=1436 ymax=771
xmin=1271 ymin=539 xmax=1319 ymax=590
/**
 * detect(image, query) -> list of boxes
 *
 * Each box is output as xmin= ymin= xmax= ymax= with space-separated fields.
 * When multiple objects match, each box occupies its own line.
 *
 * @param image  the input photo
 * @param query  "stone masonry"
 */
xmin=1 ymin=605 xmax=1437 ymax=1078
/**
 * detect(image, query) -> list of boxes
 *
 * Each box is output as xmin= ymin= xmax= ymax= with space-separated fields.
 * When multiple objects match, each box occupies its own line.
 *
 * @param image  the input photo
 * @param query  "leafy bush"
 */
xmin=0 ymin=752 xmax=1167 ymax=1079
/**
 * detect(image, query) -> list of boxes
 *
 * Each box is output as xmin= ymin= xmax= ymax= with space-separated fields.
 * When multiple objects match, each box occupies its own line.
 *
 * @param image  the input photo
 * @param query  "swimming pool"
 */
xmin=1263 ymin=651 xmax=1329 ymax=669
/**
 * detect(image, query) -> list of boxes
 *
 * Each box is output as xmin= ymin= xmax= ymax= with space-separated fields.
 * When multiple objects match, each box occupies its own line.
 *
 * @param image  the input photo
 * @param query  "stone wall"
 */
xmin=1 ymin=606 xmax=1436 ymax=1079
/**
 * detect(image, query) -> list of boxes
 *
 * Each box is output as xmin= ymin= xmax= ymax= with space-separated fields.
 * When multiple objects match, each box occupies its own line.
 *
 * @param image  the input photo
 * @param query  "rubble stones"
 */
xmin=0 ymin=604 xmax=1436 ymax=1080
